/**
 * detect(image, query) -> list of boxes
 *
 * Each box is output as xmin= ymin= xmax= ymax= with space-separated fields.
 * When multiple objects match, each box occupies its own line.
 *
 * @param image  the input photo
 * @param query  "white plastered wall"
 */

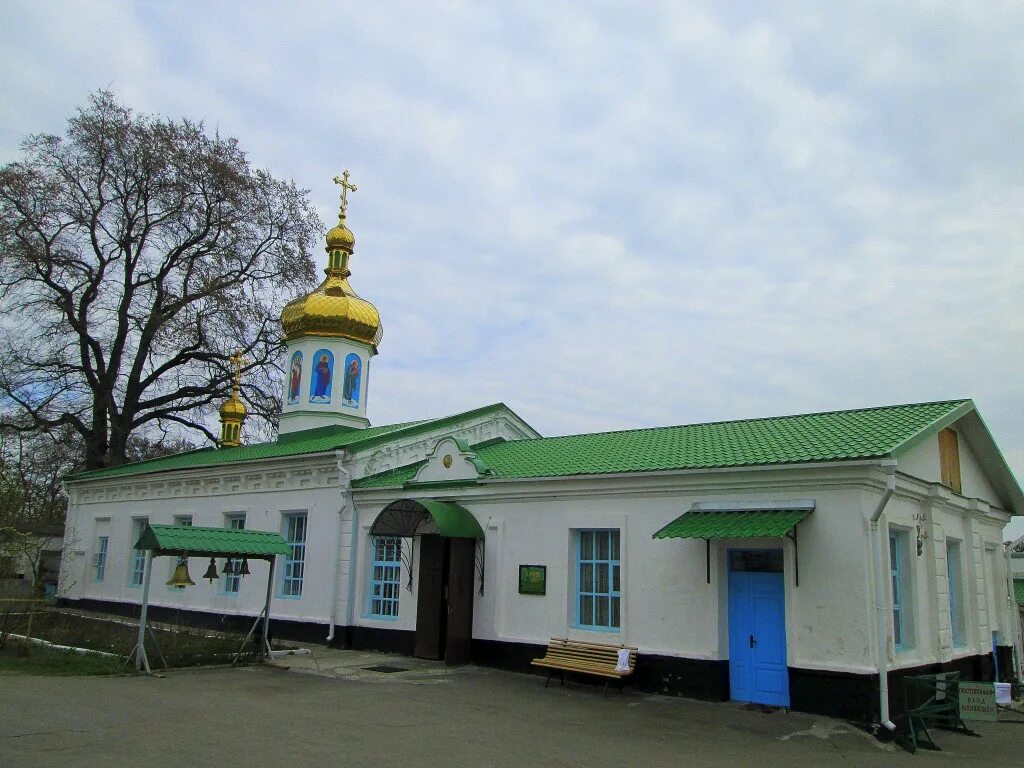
xmin=898 ymin=424 xmax=1001 ymax=505
xmin=876 ymin=476 xmax=1012 ymax=672
xmin=60 ymin=462 xmax=347 ymax=627
xmin=353 ymin=465 xmax=881 ymax=674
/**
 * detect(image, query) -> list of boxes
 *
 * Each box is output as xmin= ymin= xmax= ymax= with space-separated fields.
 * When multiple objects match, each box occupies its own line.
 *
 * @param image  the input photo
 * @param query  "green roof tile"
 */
xmin=353 ymin=399 xmax=971 ymax=487
xmin=1015 ymin=578 xmax=1024 ymax=607
xmin=72 ymin=403 xmax=522 ymax=481
xmin=653 ymin=509 xmax=810 ymax=539
xmin=135 ymin=524 xmax=291 ymax=557
xmin=352 ymin=461 xmax=426 ymax=489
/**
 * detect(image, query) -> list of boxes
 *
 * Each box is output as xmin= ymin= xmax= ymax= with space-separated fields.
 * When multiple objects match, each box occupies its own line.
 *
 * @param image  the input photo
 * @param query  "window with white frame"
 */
xmin=946 ymin=540 xmax=966 ymax=647
xmin=222 ymin=514 xmax=245 ymax=595
xmin=577 ymin=529 xmax=621 ymax=630
xmin=280 ymin=512 xmax=307 ymax=598
xmin=368 ymin=536 xmax=401 ymax=617
xmin=889 ymin=530 xmax=913 ymax=650
xmin=129 ymin=518 xmax=148 ymax=586
xmin=94 ymin=536 xmax=108 ymax=582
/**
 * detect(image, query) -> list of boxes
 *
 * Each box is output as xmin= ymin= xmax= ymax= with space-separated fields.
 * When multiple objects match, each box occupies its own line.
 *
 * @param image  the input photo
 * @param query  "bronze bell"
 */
xmin=222 ymin=559 xmax=235 ymax=576
xmin=238 ymin=558 xmax=250 ymax=576
xmin=167 ymin=560 xmax=195 ymax=589
xmin=202 ymin=557 xmax=218 ymax=582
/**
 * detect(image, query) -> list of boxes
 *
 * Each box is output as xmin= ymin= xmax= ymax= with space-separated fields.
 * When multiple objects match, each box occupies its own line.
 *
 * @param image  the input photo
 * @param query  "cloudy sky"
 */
xmin=2 ymin=2 xmax=1022 ymax=533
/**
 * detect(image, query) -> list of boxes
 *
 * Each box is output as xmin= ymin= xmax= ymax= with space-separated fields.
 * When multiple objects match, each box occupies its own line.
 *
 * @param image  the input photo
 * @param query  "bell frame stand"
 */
xmin=128 ymin=549 xmax=279 ymax=675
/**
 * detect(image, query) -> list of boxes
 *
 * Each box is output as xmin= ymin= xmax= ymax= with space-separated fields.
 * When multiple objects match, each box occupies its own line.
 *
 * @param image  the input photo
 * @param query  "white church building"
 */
xmin=59 ymin=181 xmax=1023 ymax=723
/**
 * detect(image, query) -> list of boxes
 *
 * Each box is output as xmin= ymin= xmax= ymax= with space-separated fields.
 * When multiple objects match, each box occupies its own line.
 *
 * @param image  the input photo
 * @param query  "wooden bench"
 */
xmin=531 ymin=637 xmax=638 ymax=697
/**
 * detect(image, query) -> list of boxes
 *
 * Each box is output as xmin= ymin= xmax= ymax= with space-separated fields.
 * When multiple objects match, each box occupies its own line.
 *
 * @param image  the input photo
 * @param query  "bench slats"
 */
xmin=530 ymin=637 xmax=638 ymax=686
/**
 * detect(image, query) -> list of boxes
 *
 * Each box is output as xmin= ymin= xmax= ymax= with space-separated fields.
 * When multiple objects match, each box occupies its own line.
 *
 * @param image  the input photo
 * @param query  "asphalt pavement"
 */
xmin=2 ymin=648 xmax=1022 ymax=767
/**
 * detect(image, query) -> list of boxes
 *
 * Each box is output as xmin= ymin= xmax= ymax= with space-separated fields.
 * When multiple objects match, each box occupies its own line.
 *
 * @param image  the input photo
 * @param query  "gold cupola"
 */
xmin=280 ymin=172 xmax=383 ymax=349
xmin=219 ymin=351 xmax=247 ymax=448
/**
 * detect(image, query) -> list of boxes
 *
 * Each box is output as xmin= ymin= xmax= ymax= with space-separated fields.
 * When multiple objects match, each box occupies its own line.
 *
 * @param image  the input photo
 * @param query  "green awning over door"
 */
xmin=370 ymin=498 xmax=484 ymax=539
xmin=653 ymin=500 xmax=814 ymax=540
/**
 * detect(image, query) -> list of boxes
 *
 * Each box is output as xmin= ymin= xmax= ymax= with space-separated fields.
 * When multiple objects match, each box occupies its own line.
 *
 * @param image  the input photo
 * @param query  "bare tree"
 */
xmin=0 ymin=430 xmax=74 ymax=593
xmin=0 ymin=91 xmax=320 ymax=468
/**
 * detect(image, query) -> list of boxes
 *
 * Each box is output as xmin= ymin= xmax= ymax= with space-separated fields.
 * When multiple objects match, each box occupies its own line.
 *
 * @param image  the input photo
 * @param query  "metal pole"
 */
xmin=260 ymin=556 xmax=276 ymax=661
xmin=134 ymin=550 xmax=154 ymax=673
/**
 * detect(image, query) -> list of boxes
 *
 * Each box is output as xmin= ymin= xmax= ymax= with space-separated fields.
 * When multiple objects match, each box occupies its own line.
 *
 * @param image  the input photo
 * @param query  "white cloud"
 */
xmin=2 ymin=0 xmax=1023 ymax=499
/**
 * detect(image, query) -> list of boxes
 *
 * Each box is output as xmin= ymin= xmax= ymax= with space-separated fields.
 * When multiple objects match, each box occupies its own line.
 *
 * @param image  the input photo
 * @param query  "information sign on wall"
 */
xmin=519 ymin=565 xmax=546 ymax=595
xmin=958 ymin=681 xmax=997 ymax=721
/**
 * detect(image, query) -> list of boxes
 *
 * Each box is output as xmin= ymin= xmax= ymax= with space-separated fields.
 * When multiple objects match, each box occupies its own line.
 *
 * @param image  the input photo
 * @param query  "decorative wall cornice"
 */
xmin=72 ymin=461 xmax=342 ymax=504
xmin=67 ymin=412 xmax=533 ymax=506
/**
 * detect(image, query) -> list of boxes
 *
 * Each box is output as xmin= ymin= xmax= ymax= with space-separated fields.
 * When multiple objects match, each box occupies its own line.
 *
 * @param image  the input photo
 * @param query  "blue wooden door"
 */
xmin=728 ymin=570 xmax=789 ymax=706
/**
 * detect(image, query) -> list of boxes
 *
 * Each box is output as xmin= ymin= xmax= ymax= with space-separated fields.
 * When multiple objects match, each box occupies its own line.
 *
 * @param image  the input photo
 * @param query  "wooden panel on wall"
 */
xmin=939 ymin=428 xmax=962 ymax=494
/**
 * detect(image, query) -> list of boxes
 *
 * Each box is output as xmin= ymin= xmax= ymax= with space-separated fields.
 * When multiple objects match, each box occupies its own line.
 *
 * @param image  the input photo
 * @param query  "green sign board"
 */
xmin=519 ymin=565 xmax=546 ymax=595
xmin=958 ymin=681 xmax=997 ymax=721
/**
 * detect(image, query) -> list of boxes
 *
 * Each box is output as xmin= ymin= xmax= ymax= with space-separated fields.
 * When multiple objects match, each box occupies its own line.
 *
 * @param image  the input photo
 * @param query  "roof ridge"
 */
xmin=487 ymin=398 xmax=971 ymax=446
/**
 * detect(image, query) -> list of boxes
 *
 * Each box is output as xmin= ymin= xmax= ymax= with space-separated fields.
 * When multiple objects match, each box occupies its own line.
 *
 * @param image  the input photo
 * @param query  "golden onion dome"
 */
xmin=280 ymin=172 xmax=382 ymax=348
xmin=219 ymin=392 xmax=247 ymax=419
xmin=280 ymin=272 xmax=383 ymax=346
xmin=326 ymin=220 xmax=355 ymax=251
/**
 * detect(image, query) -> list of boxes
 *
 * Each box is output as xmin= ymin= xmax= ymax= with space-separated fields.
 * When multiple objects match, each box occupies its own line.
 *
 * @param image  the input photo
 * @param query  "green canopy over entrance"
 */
xmin=653 ymin=508 xmax=811 ymax=540
xmin=370 ymin=498 xmax=484 ymax=539
xmin=653 ymin=500 xmax=814 ymax=585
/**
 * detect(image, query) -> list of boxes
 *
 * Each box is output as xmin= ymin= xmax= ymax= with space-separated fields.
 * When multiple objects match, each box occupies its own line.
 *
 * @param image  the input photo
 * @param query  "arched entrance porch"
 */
xmin=369 ymin=498 xmax=483 ymax=664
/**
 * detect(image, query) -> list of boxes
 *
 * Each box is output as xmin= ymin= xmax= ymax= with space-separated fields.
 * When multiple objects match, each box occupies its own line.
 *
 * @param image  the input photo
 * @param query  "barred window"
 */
xmin=369 ymin=537 xmax=401 ymax=618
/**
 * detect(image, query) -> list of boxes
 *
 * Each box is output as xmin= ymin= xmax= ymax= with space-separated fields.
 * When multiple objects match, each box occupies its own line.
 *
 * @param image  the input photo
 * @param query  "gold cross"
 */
xmin=332 ymin=170 xmax=358 ymax=219
xmin=228 ymin=350 xmax=246 ymax=390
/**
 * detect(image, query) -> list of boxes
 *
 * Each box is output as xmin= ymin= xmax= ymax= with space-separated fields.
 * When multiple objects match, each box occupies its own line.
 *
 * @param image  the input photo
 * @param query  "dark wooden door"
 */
xmin=445 ymin=537 xmax=476 ymax=665
xmin=414 ymin=535 xmax=445 ymax=659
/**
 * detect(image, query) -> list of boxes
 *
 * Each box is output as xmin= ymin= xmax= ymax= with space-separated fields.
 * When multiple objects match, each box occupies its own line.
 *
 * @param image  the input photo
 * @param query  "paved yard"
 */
xmin=2 ymin=649 xmax=1021 ymax=767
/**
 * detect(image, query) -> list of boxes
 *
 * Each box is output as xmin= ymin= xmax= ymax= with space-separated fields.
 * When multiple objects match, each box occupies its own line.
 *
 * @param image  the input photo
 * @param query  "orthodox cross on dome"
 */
xmin=332 ymin=170 xmax=358 ymax=220
xmin=228 ymin=350 xmax=246 ymax=392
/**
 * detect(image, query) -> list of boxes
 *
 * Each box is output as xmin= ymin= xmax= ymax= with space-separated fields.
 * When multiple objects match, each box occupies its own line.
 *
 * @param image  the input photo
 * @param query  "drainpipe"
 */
xmin=1005 ymin=535 xmax=1024 ymax=680
xmin=327 ymin=454 xmax=354 ymax=644
xmin=869 ymin=460 xmax=898 ymax=732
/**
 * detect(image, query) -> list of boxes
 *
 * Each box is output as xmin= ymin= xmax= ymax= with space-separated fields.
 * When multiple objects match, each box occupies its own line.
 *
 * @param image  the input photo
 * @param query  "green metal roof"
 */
xmin=72 ymin=403 xmax=527 ymax=481
xmin=653 ymin=509 xmax=811 ymax=540
xmin=417 ymin=500 xmax=484 ymax=538
xmin=1014 ymin=579 xmax=1024 ymax=607
xmin=134 ymin=524 xmax=291 ymax=557
xmin=369 ymin=498 xmax=484 ymax=538
xmin=353 ymin=461 xmax=425 ymax=488
xmin=353 ymin=399 xmax=972 ymax=487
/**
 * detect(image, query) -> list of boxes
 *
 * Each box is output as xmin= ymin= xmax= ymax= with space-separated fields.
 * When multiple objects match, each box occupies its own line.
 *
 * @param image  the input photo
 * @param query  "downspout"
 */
xmin=327 ymin=454 xmax=354 ymax=644
xmin=869 ymin=460 xmax=898 ymax=732
xmin=1005 ymin=534 xmax=1024 ymax=680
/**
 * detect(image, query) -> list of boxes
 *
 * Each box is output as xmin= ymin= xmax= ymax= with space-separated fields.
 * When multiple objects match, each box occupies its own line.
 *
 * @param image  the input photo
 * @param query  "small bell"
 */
xmin=238 ymin=558 xmax=250 ymax=576
xmin=202 ymin=557 xmax=218 ymax=582
xmin=222 ymin=559 xmax=235 ymax=576
xmin=167 ymin=560 xmax=195 ymax=589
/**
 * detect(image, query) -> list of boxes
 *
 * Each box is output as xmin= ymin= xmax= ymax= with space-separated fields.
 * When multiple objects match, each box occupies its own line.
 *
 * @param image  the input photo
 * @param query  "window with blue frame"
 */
xmin=576 ymin=529 xmax=620 ymax=630
xmin=222 ymin=514 xmax=246 ymax=595
xmin=946 ymin=540 xmax=966 ymax=647
xmin=280 ymin=512 xmax=307 ymax=598
xmin=889 ymin=530 xmax=913 ymax=650
xmin=368 ymin=536 xmax=401 ymax=617
xmin=129 ymin=518 xmax=148 ymax=586
xmin=94 ymin=536 xmax=108 ymax=582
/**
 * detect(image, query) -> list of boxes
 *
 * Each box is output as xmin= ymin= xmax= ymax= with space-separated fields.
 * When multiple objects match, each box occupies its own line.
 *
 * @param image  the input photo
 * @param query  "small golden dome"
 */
xmin=326 ymin=221 xmax=355 ymax=251
xmin=219 ymin=394 xmax=247 ymax=420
